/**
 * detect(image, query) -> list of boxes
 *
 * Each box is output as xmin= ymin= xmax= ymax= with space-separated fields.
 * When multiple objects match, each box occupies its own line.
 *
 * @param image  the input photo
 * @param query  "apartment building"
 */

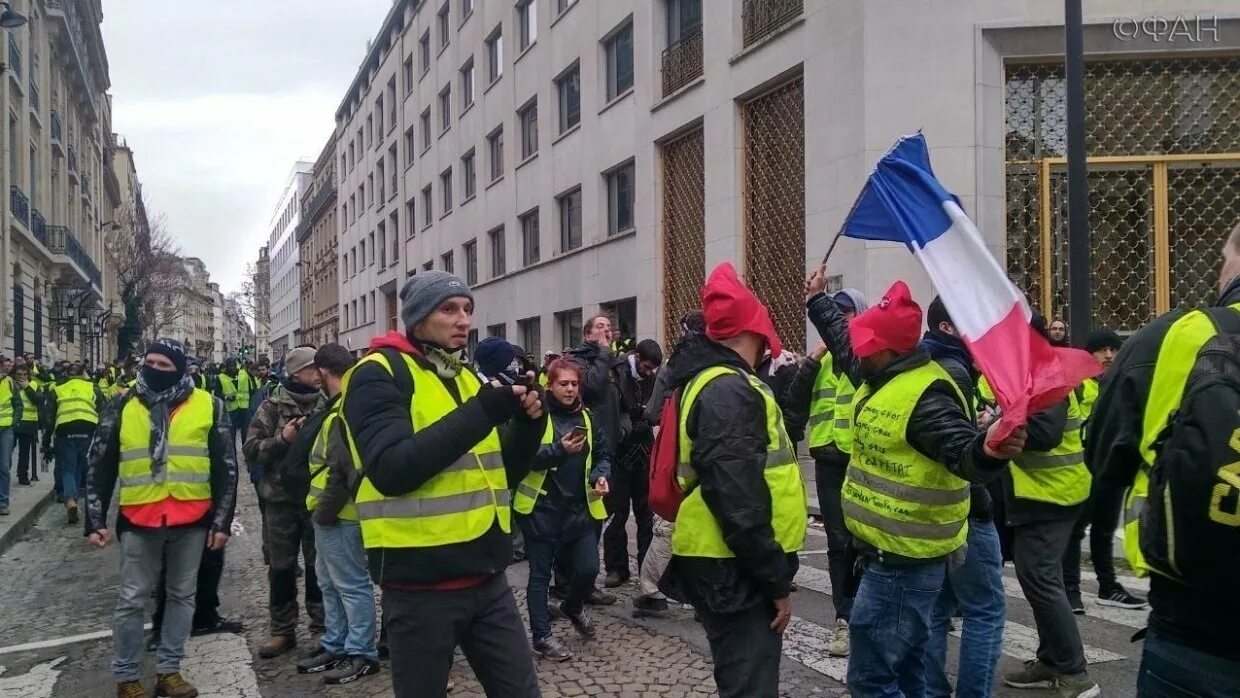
xmin=220 ymin=294 xmax=254 ymax=362
xmin=253 ymin=245 xmax=271 ymax=359
xmin=332 ymin=0 xmax=1240 ymax=356
xmin=266 ymin=162 xmax=313 ymax=358
xmin=1 ymin=0 xmax=118 ymax=363
xmin=297 ymin=134 xmax=340 ymax=348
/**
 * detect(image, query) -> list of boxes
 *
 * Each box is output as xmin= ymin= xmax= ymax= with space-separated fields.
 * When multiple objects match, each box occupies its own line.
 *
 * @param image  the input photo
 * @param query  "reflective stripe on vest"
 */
xmin=512 ymin=409 xmax=607 ymax=520
xmin=833 ymin=373 xmax=858 ymax=454
xmin=806 ymin=355 xmax=838 ymax=449
xmin=342 ymin=351 xmax=510 ymax=550
xmin=53 ymin=379 xmax=99 ymax=428
xmin=1079 ymin=377 xmax=1100 ymax=421
xmin=306 ymin=411 xmax=358 ymax=520
xmin=117 ymin=389 xmax=214 ymax=506
xmin=671 ymin=365 xmax=807 ymax=558
xmin=843 ymin=360 xmax=970 ymax=559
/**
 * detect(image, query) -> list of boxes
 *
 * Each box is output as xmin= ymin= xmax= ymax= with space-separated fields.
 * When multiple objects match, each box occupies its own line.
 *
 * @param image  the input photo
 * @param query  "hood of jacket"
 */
xmin=368 ymin=330 xmax=422 ymax=355
xmin=268 ymin=382 xmax=323 ymax=410
xmin=919 ymin=330 xmax=974 ymax=373
xmin=836 ymin=288 xmax=869 ymax=314
xmin=664 ymin=332 xmax=753 ymax=391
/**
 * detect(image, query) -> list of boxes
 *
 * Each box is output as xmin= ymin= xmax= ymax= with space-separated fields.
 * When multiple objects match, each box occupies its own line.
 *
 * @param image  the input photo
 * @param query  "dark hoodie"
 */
xmin=341 ymin=331 xmax=545 ymax=586
xmin=567 ymin=340 xmax=627 ymax=449
xmin=517 ymin=395 xmax=612 ymax=541
xmin=663 ymin=333 xmax=799 ymax=614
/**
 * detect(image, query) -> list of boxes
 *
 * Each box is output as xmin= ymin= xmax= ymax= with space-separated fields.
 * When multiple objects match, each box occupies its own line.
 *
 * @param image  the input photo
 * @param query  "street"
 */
xmin=0 ymin=481 xmax=1144 ymax=697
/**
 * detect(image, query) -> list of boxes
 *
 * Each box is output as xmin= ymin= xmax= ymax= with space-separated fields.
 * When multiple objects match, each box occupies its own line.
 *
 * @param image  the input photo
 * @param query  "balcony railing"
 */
xmin=10 ymin=186 xmax=29 ymax=227
xmin=45 ymin=0 xmax=98 ymax=111
xmin=48 ymin=224 xmax=102 ymax=289
xmin=305 ymin=174 xmax=337 ymax=222
xmin=29 ymin=209 xmax=47 ymax=247
xmin=28 ymin=78 xmax=39 ymax=113
xmin=50 ymin=110 xmax=63 ymax=143
xmin=662 ymin=27 xmax=704 ymax=98
xmin=7 ymin=38 xmax=20 ymax=78
xmin=742 ymin=0 xmax=802 ymax=47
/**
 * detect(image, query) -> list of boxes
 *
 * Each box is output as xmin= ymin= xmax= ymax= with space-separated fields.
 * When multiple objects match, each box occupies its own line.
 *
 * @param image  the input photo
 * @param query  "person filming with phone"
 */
xmin=512 ymin=357 xmax=612 ymax=662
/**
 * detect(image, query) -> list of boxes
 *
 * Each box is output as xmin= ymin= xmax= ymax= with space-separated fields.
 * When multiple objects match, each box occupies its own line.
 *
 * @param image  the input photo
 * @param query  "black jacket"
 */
xmin=1085 ymin=277 xmax=1240 ymax=660
xmin=774 ymin=356 xmax=815 ymax=446
xmin=807 ymin=292 xmax=1009 ymax=563
xmin=568 ymin=341 xmax=627 ymax=450
xmin=664 ymin=334 xmax=799 ymax=614
xmin=341 ymin=345 xmax=545 ymax=586
xmin=612 ymin=357 xmax=656 ymax=469
xmin=517 ymin=402 xmax=612 ymax=541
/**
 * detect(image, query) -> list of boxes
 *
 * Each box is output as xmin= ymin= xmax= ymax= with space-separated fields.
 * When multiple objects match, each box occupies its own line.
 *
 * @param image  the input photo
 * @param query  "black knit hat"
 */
xmin=1085 ymin=329 xmax=1123 ymax=354
xmin=145 ymin=338 xmax=188 ymax=376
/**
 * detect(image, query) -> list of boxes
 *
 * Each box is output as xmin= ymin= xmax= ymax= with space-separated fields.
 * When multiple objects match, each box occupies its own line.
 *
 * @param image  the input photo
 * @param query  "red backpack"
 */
xmin=648 ymin=390 xmax=685 ymax=521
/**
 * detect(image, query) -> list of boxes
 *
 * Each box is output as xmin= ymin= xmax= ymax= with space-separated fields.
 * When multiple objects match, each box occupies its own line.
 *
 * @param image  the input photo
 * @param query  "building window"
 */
xmin=349 ymin=141 xmax=356 ymax=166
xmin=419 ymin=30 xmax=431 ymax=73
xmin=365 ymin=178 xmax=372 ymax=206
xmin=463 ymin=239 xmax=478 ymax=285
xmin=386 ymin=77 xmax=397 ymax=129
xmin=556 ymin=0 xmax=577 ymax=15
xmin=606 ymin=160 xmax=635 ymax=234
xmin=390 ymin=212 xmax=401 ymax=260
xmin=486 ymin=26 xmax=503 ymax=83
xmin=368 ymin=232 xmax=376 ymax=264
xmin=519 ymin=317 xmax=540 ymax=356
xmin=420 ymin=108 xmax=432 ymax=152
xmin=517 ymin=0 xmax=537 ymax=51
xmin=668 ymin=0 xmax=702 ymax=43
xmin=557 ymin=308 xmax=583 ymax=349
xmin=403 ymin=56 xmax=414 ymax=94
xmin=440 ymin=167 xmax=453 ymax=213
xmin=404 ymin=127 xmax=415 ymax=167
xmin=441 ymin=250 xmax=455 ymax=274
xmin=439 ymin=85 xmax=452 ymax=132
xmin=406 ymin=198 xmax=417 ymax=237
xmin=460 ymin=58 xmax=475 ymax=112
xmin=378 ymin=222 xmax=388 ymax=268
xmin=438 ymin=2 xmax=450 ymax=50
xmin=518 ymin=99 xmax=538 ymax=159
xmin=467 ymin=329 xmax=479 ymax=357
xmin=375 ymin=94 xmax=385 ymax=136
xmin=462 ymin=149 xmax=477 ymax=200
xmin=489 ymin=226 xmax=506 ymax=277
xmin=487 ymin=126 xmax=504 ymax=181
xmin=487 ymin=323 xmax=507 ymax=340
xmin=604 ymin=20 xmax=634 ymax=99
xmin=422 ymin=185 xmax=433 ymax=228
xmin=377 ymin=161 xmax=386 ymax=203
xmin=556 ymin=64 xmax=581 ymax=133
xmin=558 ymin=187 xmax=583 ymax=252
xmin=388 ymin=144 xmax=398 ymax=196
xmin=461 ymin=0 xmax=473 ymax=18
xmin=359 ymin=239 xmax=367 ymax=268
xmin=520 ymin=208 xmax=540 ymax=266
xmin=366 ymin=114 xmax=373 ymax=147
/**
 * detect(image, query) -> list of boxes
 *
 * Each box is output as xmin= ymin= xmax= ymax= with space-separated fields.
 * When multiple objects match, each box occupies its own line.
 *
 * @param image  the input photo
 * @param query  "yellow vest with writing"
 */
xmin=342 ymin=351 xmax=509 ymax=549
xmin=53 ymin=378 xmax=99 ymax=428
xmin=117 ymin=389 xmax=214 ymax=506
xmin=306 ymin=411 xmax=358 ymax=521
xmin=513 ymin=409 xmax=607 ymax=520
xmin=843 ymin=361 xmax=971 ymax=559
xmin=671 ymin=366 xmax=807 ymax=558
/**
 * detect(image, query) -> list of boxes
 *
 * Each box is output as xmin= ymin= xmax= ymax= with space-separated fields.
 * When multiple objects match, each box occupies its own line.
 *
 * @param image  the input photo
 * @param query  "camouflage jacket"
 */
xmin=243 ymin=383 xmax=325 ymax=503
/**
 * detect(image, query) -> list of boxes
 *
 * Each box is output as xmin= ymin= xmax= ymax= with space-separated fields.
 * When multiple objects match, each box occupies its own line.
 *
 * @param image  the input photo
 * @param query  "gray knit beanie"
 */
xmin=399 ymin=270 xmax=474 ymax=328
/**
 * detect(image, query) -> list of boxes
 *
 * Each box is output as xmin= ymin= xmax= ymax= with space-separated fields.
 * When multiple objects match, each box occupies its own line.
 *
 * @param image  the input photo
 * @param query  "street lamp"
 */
xmin=0 ymin=2 xmax=28 ymax=29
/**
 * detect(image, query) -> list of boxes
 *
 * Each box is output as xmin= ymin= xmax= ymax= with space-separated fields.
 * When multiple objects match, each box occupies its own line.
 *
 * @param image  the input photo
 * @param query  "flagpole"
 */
xmin=1064 ymin=0 xmax=1092 ymax=344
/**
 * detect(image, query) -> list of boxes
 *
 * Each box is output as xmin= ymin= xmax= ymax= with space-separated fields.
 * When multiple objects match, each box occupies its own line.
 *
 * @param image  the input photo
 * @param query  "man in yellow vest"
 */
xmin=43 ymin=362 xmax=103 ymax=524
xmin=83 ymin=338 xmax=238 ymax=698
xmin=1086 ymin=227 xmax=1240 ymax=695
xmin=662 ymin=263 xmax=807 ymax=698
xmin=0 ymin=354 xmax=13 ymax=516
xmin=341 ymin=271 xmax=545 ymax=697
xmin=218 ymin=358 xmax=254 ymax=443
xmin=805 ymin=271 xmax=1026 ymax=697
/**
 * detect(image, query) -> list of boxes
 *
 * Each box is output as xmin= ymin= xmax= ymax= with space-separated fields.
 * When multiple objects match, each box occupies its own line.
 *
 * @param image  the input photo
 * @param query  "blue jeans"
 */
xmin=848 ymin=558 xmax=947 ymax=698
xmin=522 ymin=522 xmax=599 ymax=641
xmin=55 ymin=434 xmax=90 ymax=502
xmin=0 ymin=428 xmax=13 ymax=507
xmin=313 ymin=521 xmax=378 ymax=661
xmin=1139 ymin=629 xmax=1240 ymax=697
xmin=924 ymin=522 xmax=1006 ymax=698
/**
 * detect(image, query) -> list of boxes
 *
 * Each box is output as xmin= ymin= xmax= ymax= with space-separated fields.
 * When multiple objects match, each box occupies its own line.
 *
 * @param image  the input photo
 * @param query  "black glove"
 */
xmin=475 ymin=383 xmax=521 ymax=426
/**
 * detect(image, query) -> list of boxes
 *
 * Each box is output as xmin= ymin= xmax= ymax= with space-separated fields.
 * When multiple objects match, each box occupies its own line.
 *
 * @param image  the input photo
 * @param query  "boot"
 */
xmin=258 ymin=635 xmax=296 ymax=659
xmin=602 ymin=570 xmax=628 ymax=588
xmin=154 ymin=672 xmax=199 ymax=698
xmin=116 ymin=681 xmax=147 ymax=698
xmin=66 ymin=499 xmax=79 ymax=525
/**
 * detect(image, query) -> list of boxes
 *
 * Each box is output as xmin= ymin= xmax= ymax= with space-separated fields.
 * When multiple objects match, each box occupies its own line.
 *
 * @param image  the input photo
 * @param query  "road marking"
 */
xmin=783 ymin=617 xmax=850 ymax=683
xmin=0 ymin=624 xmax=152 ymax=656
xmin=1000 ymin=576 xmax=1146 ymax=630
xmin=180 ymin=633 xmax=262 ymax=697
xmin=0 ymin=656 xmax=66 ymax=698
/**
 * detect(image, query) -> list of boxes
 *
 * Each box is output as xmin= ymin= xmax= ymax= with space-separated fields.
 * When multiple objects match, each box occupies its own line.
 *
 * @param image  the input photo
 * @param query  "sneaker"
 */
xmin=1004 ymin=659 xmax=1059 ymax=689
xmin=586 ymin=588 xmax=617 ymax=606
xmin=0 ymin=506 xmax=9 ymax=516
xmin=565 ymin=607 xmax=597 ymax=639
xmin=603 ymin=571 xmax=628 ymax=588
xmin=548 ymin=601 xmax=567 ymax=621
xmin=632 ymin=596 xmax=670 ymax=618
xmin=826 ymin=618 xmax=850 ymax=657
xmin=1067 ymin=589 xmax=1085 ymax=615
xmin=323 ymin=656 xmax=380 ymax=685
xmin=117 ymin=680 xmax=147 ymax=698
xmin=296 ymin=647 xmax=342 ymax=674
xmin=1052 ymin=673 xmax=1101 ymax=698
xmin=258 ymin=635 xmax=296 ymax=659
xmin=1097 ymin=587 xmax=1148 ymax=610
xmin=154 ymin=672 xmax=199 ymax=698
xmin=192 ymin=617 xmax=243 ymax=635
xmin=532 ymin=636 xmax=573 ymax=662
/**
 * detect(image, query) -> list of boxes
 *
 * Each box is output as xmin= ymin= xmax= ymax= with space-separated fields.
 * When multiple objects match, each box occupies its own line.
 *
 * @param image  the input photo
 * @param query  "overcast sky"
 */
xmin=101 ymin=0 xmax=394 ymax=294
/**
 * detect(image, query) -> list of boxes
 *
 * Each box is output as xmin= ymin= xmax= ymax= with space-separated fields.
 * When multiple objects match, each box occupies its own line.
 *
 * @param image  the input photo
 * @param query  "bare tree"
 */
xmin=227 ymin=262 xmax=258 ymax=323
xmin=106 ymin=202 xmax=189 ymax=356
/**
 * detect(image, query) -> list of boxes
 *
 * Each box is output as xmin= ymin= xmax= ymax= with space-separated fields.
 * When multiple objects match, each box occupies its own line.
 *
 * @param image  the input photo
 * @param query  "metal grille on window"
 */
xmin=742 ymin=0 xmax=803 ymax=47
xmin=743 ymin=78 xmax=805 ymax=352
xmin=661 ymin=126 xmax=705 ymax=345
xmin=1005 ymin=57 xmax=1240 ymax=333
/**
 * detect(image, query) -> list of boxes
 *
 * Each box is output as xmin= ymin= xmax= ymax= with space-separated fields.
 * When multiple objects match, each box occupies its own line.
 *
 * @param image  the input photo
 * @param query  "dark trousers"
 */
xmin=15 ymin=432 xmax=36 ymax=481
xmin=383 ymin=573 xmax=541 ymax=698
xmin=263 ymin=502 xmax=324 ymax=637
xmin=815 ymin=459 xmax=859 ymax=621
xmin=153 ymin=545 xmax=226 ymax=633
xmin=1062 ymin=484 xmax=1124 ymax=593
xmin=1013 ymin=518 xmax=1087 ymax=676
xmin=602 ymin=459 xmax=653 ymax=577
xmin=524 ymin=526 xmax=599 ymax=640
xmin=1139 ymin=630 xmax=1240 ymax=697
xmin=697 ymin=602 xmax=783 ymax=698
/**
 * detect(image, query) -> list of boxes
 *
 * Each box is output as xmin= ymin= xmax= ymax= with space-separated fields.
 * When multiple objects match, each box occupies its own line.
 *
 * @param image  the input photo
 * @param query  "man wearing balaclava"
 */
xmin=83 ymin=339 xmax=238 ymax=698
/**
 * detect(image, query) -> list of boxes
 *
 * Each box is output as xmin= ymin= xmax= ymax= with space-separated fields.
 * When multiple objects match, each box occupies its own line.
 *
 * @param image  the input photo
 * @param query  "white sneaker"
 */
xmin=827 ymin=618 xmax=850 ymax=657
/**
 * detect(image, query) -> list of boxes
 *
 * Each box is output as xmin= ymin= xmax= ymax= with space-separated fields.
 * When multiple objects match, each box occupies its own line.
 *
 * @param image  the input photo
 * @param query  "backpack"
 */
xmin=647 ymin=390 xmax=684 ymax=521
xmin=1142 ymin=328 xmax=1240 ymax=589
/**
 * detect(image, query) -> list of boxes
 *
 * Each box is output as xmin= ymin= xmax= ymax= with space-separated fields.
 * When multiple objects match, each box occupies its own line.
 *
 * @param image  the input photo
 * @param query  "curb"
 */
xmin=0 ymin=489 xmax=55 ymax=556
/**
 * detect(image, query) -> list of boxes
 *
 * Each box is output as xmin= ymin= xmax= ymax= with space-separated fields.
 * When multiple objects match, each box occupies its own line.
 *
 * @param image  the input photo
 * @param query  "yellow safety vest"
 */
xmin=219 ymin=372 xmax=252 ymax=412
xmin=15 ymin=385 xmax=39 ymax=424
xmin=117 ymin=389 xmax=214 ymax=506
xmin=538 ymin=373 xmax=549 ymax=389
xmin=1123 ymin=304 xmax=1240 ymax=577
xmin=979 ymin=376 xmax=1091 ymax=507
xmin=513 ymin=409 xmax=607 ymax=520
xmin=53 ymin=378 xmax=99 ymax=428
xmin=342 ymin=351 xmax=510 ymax=549
xmin=806 ymin=354 xmax=858 ymax=454
xmin=306 ymin=411 xmax=358 ymax=521
xmin=671 ymin=366 xmax=807 ymax=558
xmin=0 ymin=376 xmax=13 ymax=428
xmin=1078 ymin=377 xmax=1099 ymax=421
xmin=843 ymin=361 xmax=971 ymax=559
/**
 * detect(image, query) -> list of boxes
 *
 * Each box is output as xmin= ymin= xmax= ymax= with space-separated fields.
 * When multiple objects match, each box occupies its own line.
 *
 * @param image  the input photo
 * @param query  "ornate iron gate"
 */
xmin=661 ymin=126 xmax=706 ymax=344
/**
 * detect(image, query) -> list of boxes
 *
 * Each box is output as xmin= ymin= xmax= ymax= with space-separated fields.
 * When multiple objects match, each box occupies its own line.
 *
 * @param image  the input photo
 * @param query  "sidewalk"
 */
xmin=0 ymin=470 xmax=55 ymax=554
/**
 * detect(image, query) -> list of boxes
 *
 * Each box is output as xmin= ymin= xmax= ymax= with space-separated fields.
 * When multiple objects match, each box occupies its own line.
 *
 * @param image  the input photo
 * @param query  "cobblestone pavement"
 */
xmin=0 ymin=479 xmax=1144 ymax=696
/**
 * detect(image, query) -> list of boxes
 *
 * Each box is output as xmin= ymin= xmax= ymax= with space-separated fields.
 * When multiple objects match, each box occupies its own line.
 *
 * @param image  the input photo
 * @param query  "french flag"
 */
xmin=840 ymin=133 xmax=1099 ymax=441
